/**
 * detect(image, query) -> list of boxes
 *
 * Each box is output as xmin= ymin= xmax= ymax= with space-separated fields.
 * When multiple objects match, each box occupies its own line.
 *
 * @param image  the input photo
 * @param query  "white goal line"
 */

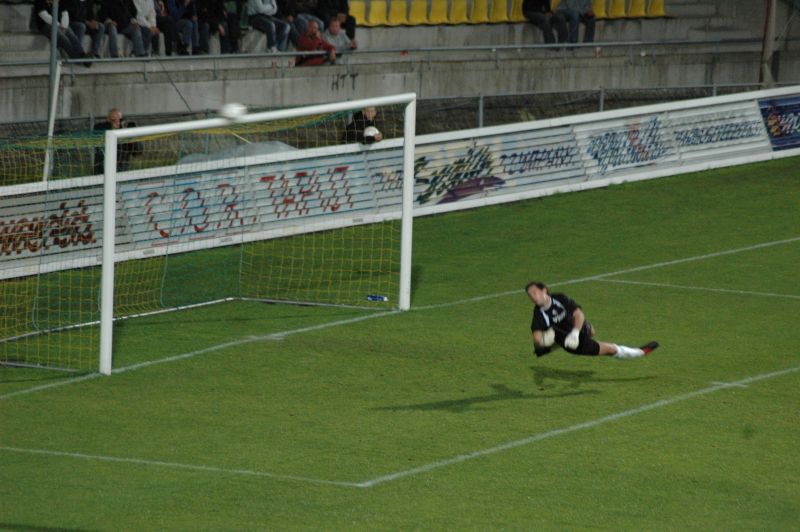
xmin=595 ymin=278 xmax=800 ymax=300
xmin=2 ymin=235 xmax=798 ymax=402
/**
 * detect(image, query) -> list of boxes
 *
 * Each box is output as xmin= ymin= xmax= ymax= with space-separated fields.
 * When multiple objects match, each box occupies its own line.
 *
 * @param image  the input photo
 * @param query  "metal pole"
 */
xmin=399 ymin=97 xmax=417 ymax=312
xmin=478 ymin=94 xmax=484 ymax=128
xmin=44 ymin=0 xmax=60 ymax=182
xmin=760 ymin=0 xmax=777 ymax=87
xmin=43 ymin=60 xmax=61 ymax=181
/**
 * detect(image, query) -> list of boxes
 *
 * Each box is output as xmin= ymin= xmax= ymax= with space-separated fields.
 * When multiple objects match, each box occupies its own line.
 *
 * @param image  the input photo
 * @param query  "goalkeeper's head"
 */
xmin=525 ymin=280 xmax=549 ymax=307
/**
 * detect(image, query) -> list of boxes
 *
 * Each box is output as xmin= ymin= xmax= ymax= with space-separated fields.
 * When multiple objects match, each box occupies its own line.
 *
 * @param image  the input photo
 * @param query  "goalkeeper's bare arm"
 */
xmin=525 ymin=281 xmax=659 ymax=359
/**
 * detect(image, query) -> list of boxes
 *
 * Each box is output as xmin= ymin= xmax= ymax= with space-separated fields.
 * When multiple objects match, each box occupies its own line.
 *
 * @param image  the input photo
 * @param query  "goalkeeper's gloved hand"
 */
xmin=541 ymin=328 xmax=555 ymax=347
xmin=564 ymin=328 xmax=580 ymax=349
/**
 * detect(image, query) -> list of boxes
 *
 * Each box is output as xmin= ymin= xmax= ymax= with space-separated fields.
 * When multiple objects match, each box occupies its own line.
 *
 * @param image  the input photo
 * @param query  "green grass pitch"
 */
xmin=1 ymin=157 xmax=799 ymax=530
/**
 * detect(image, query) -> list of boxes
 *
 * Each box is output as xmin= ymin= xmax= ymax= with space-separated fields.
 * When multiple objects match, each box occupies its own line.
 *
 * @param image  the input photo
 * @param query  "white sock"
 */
xmin=614 ymin=344 xmax=644 ymax=359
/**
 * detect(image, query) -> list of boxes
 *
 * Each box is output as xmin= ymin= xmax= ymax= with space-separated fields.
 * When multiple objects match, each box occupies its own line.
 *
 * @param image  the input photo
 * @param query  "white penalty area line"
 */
xmin=2 ymin=365 xmax=797 ymax=489
xmin=355 ymin=364 xmax=800 ymax=488
xmin=595 ymin=278 xmax=800 ymax=300
xmin=2 ymin=236 xmax=797 ymax=402
xmin=0 ymin=445 xmax=362 ymax=488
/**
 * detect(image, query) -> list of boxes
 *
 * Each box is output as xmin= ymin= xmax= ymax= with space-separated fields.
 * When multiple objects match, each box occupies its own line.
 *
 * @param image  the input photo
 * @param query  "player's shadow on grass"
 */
xmin=373 ymin=383 xmax=599 ymax=413
xmin=532 ymin=366 xmax=656 ymax=390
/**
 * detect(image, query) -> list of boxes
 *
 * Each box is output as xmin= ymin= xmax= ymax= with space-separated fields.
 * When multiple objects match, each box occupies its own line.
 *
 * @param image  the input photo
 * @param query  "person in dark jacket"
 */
xmin=196 ymin=0 xmax=239 ymax=53
xmin=315 ymin=0 xmax=354 ymax=40
xmin=64 ymin=0 xmax=106 ymax=57
xmin=343 ymin=107 xmax=383 ymax=144
xmin=98 ymin=0 xmax=148 ymax=56
xmin=278 ymin=0 xmax=322 ymax=45
xmin=33 ymin=0 xmax=90 ymax=61
xmin=93 ymin=108 xmax=143 ymax=174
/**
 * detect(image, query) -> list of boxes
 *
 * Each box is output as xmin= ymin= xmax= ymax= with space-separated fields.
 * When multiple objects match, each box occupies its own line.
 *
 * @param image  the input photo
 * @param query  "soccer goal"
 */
xmin=0 ymin=93 xmax=417 ymax=375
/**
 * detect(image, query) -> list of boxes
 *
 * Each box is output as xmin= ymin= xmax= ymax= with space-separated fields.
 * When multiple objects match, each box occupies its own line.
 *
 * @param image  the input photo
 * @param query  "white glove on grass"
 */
xmin=541 ymin=328 xmax=555 ymax=347
xmin=564 ymin=329 xmax=580 ymax=349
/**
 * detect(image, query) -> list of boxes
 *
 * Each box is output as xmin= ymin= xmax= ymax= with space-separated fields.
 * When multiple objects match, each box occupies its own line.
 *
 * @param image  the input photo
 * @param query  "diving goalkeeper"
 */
xmin=525 ymin=281 xmax=659 ymax=359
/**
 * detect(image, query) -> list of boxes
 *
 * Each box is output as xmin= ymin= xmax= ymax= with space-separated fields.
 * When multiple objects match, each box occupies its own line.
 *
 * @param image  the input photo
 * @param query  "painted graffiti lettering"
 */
xmin=500 ymin=145 xmax=579 ymax=175
xmin=586 ymin=117 xmax=670 ymax=174
xmin=0 ymin=200 xmax=96 ymax=257
xmin=261 ymin=166 xmax=353 ymax=220
xmin=674 ymin=120 xmax=762 ymax=147
xmin=415 ymin=146 xmax=494 ymax=204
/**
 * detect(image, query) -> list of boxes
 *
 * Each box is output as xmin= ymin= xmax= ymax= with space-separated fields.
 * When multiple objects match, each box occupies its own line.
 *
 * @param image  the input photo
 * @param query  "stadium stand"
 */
xmin=1 ymin=0 xmax=798 ymax=124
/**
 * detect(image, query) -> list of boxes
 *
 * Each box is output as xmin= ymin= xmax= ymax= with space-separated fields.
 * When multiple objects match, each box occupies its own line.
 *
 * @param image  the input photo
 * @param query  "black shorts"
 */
xmin=556 ymin=322 xmax=600 ymax=356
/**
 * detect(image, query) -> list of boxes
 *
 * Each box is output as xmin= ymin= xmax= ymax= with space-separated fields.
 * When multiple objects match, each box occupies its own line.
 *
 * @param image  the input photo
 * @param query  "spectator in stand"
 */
xmin=133 ymin=0 xmax=158 ymax=55
xmin=152 ymin=0 xmax=178 ymax=55
xmin=167 ymin=0 xmax=199 ymax=55
xmin=65 ymin=0 xmax=106 ymax=58
xmin=98 ymin=0 xmax=148 ymax=57
xmin=343 ymin=107 xmax=382 ymax=144
xmin=93 ymin=108 xmax=143 ymax=174
xmin=278 ymin=0 xmax=322 ymax=46
xmin=247 ymin=0 xmax=291 ymax=52
xmin=315 ymin=0 xmax=354 ymax=40
xmin=556 ymin=0 xmax=595 ymax=43
xmin=196 ymin=0 xmax=239 ymax=53
xmin=522 ymin=0 xmax=567 ymax=45
xmin=296 ymin=19 xmax=335 ymax=65
xmin=322 ymin=17 xmax=355 ymax=54
xmin=33 ymin=0 xmax=90 ymax=62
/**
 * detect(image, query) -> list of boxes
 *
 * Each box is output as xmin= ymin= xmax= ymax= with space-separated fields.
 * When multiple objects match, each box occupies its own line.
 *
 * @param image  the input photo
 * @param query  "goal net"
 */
xmin=0 ymin=94 xmax=417 ymax=374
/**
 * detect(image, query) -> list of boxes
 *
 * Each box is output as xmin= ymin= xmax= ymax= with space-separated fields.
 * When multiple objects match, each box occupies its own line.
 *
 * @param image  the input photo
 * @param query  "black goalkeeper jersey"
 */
xmin=530 ymin=293 xmax=581 ymax=334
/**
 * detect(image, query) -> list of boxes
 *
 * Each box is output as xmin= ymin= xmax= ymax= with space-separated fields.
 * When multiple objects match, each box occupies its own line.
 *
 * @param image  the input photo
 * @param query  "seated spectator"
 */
xmin=247 ymin=0 xmax=290 ymax=52
xmin=93 ymin=108 xmax=143 ymax=174
xmin=296 ymin=19 xmax=335 ymax=65
xmin=344 ymin=107 xmax=382 ymax=144
xmin=278 ymin=0 xmax=323 ymax=46
xmin=556 ymin=0 xmax=595 ymax=43
xmin=315 ymin=0 xmax=354 ymax=40
xmin=98 ymin=0 xmax=148 ymax=57
xmin=522 ymin=0 xmax=567 ymax=45
xmin=167 ymin=0 xmax=200 ymax=55
xmin=65 ymin=0 xmax=106 ymax=58
xmin=33 ymin=0 xmax=90 ymax=62
xmin=197 ymin=0 xmax=240 ymax=53
xmin=322 ymin=17 xmax=355 ymax=54
xmin=152 ymin=0 xmax=178 ymax=55
xmin=133 ymin=0 xmax=158 ymax=55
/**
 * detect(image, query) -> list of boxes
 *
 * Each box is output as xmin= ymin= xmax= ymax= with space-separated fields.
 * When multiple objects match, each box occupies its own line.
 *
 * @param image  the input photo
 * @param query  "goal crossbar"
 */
xmin=100 ymin=93 xmax=417 ymax=375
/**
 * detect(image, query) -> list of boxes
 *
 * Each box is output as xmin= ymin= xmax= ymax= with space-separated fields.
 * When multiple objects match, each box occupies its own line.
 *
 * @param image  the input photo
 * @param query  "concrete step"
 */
xmin=0 ymin=4 xmax=33 ymax=33
xmin=687 ymin=27 xmax=756 ymax=41
xmin=666 ymin=3 xmax=718 ymax=17
xmin=0 ymin=32 xmax=47 ymax=52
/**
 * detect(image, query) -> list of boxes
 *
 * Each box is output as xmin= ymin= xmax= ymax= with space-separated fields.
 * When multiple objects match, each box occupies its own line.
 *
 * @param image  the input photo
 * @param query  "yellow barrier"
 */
xmin=366 ymin=0 xmax=389 ymax=26
xmin=408 ymin=0 xmax=428 ymax=24
xmin=471 ymin=0 xmax=491 ymax=23
xmin=387 ymin=0 xmax=409 ymax=25
xmin=350 ymin=0 xmax=366 ymax=25
xmin=428 ymin=1 xmax=449 ymax=23
xmin=628 ymin=0 xmax=646 ymax=17
xmin=647 ymin=0 xmax=666 ymax=17
xmin=509 ymin=0 xmax=526 ymax=22
xmin=592 ymin=0 xmax=607 ymax=19
xmin=607 ymin=0 xmax=626 ymax=18
xmin=490 ymin=0 xmax=511 ymax=22
xmin=450 ymin=1 xmax=469 ymax=23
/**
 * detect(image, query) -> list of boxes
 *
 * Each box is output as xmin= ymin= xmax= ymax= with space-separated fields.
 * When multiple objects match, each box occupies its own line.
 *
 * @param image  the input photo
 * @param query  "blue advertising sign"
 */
xmin=759 ymin=95 xmax=800 ymax=150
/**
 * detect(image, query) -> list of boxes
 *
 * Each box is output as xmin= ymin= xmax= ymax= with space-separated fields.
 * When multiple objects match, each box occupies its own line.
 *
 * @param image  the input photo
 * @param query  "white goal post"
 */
xmin=100 ymin=93 xmax=418 ymax=375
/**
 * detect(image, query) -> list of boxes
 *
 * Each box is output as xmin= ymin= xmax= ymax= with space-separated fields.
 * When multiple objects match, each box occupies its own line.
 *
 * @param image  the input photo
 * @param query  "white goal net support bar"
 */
xmin=100 ymin=94 xmax=418 ymax=375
